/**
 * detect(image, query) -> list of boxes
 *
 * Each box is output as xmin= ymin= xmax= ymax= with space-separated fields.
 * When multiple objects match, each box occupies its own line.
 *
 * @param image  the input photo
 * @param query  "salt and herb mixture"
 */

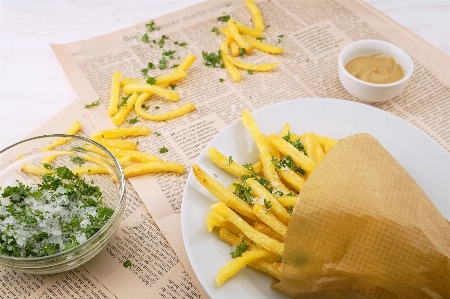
xmin=0 ymin=166 xmax=114 ymax=257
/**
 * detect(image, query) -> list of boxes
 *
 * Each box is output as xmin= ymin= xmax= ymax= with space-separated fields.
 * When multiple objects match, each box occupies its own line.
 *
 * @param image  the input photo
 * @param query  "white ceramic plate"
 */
xmin=181 ymin=98 xmax=450 ymax=299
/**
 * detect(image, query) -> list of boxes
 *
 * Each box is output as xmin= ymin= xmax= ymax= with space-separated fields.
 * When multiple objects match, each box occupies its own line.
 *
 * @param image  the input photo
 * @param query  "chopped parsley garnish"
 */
xmin=277 ymin=34 xmax=285 ymax=44
xmin=162 ymin=50 xmax=176 ymax=59
xmin=70 ymin=156 xmax=85 ymax=165
xmin=145 ymin=20 xmax=158 ymax=32
xmin=239 ymin=48 xmax=246 ymax=57
xmin=118 ymin=95 xmax=132 ymax=107
xmin=158 ymin=57 xmax=167 ymax=70
xmin=264 ymin=198 xmax=272 ymax=213
xmin=142 ymin=33 xmax=149 ymax=43
xmin=84 ymin=98 xmax=100 ymax=108
xmin=128 ymin=117 xmax=139 ymax=124
xmin=154 ymin=132 xmax=161 ymax=137
xmin=217 ymin=14 xmax=231 ymax=22
xmin=233 ymin=182 xmax=253 ymax=205
xmin=171 ymin=64 xmax=180 ymax=68
xmin=174 ymin=41 xmax=187 ymax=47
xmin=141 ymin=104 xmax=150 ymax=110
xmin=70 ymin=146 xmax=85 ymax=152
xmin=154 ymin=106 xmax=160 ymax=110
xmin=211 ymin=27 xmax=220 ymax=36
xmin=228 ymin=156 xmax=233 ymax=165
xmin=274 ymin=155 xmax=306 ymax=176
xmin=230 ymin=240 xmax=249 ymax=258
xmin=0 ymin=166 xmax=113 ymax=257
xmin=287 ymin=206 xmax=294 ymax=215
xmin=219 ymin=78 xmax=224 ymax=82
xmin=159 ymin=146 xmax=168 ymax=153
xmin=123 ymin=260 xmax=133 ymax=268
xmin=282 ymin=131 xmax=307 ymax=155
xmin=247 ymin=70 xmax=254 ymax=74
xmin=202 ymin=51 xmax=224 ymax=68
xmin=146 ymin=76 xmax=157 ymax=85
xmin=256 ymin=37 xmax=266 ymax=41
xmin=169 ymin=84 xmax=177 ymax=90
xmin=43 ymin=163 xmax=53 ymax=170
xmin=158 ymin=35 xmax=169 ymax=48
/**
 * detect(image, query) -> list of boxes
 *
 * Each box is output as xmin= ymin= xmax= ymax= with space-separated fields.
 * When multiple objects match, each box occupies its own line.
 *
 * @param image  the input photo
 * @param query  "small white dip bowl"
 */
xmin=338 ymin=40 xmax=414 ymax=103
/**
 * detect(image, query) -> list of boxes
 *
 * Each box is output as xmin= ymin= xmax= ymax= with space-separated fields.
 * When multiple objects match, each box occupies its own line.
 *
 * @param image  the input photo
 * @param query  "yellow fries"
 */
xmin=244 ymin=0 xmax=264 ymax=32
xmin=123 ymin=161 xmax=184 ymax=177
xmin=71 ymin=165 xmax=110 ymax=176
xmin=123 ymin=83 xmax=180 ymax=102
xmin=110 ymin=92 xmax=139 ymax=126
xmin=108 ymin=71 xmax=122 ymax=116
xmin=243 ymin=35 xmax=284 ymax=54
xmin=135 ymin=102 xmax=197 ymax=121
xmin=216 ymin=248 xmax=277 ymax=286
xmin=241 ymin=110 xmax=289 ymax=192
xmin=226 ymin=56 xmax=278 ymax=72
xmin=208 ymin=147 xmax=252 ymax=177
xmin=21 ymin=163 xmax=53 ymax=175
xmin=41 ymin=120 xmax=82 ymax=152
xmin=226 ymin=19 xmax=252 ymax=55
xmin=211 ymin=202 xmax=284 ymax=256
xmin=92 ymin=138 xmax=138 ymax=151
xmin=231 ymin=19 xmax=262 ymax=38
xmin=90 ymin=126 xmax=151 ymax=140
xmin=220 ymin=41 xmax=242 ymax=82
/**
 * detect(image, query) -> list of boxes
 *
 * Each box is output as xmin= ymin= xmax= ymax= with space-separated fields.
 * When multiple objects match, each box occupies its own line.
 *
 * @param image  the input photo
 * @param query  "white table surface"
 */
xmin=1 ymin=0 xmax=449 ymax=150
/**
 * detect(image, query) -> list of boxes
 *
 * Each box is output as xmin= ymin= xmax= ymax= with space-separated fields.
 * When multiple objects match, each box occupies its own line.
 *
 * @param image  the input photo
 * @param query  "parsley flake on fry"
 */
xmin=230 ymin=240 xmax=249 ymax=258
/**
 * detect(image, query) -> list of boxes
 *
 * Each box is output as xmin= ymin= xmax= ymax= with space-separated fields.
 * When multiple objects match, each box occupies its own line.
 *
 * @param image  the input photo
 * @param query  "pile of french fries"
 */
xmin=21 ymin=121 xmax=185 ymax=178
xmin=108 ymin=54 xmax=197 ymax=126
xmin=218 ymin=0 xmax=284 ymax=82
xmin=193 ymin=110 xmax=337 ymax=286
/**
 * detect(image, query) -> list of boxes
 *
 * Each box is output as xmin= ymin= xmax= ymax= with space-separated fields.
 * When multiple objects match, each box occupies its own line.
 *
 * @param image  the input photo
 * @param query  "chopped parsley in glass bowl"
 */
xmin=0 ymin=134 xmax=126 ymax=274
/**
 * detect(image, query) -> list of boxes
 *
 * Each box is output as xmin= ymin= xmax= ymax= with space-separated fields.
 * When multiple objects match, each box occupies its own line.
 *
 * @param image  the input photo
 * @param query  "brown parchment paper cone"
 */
xmin=272 ymin=133 xmax=450 ymax=298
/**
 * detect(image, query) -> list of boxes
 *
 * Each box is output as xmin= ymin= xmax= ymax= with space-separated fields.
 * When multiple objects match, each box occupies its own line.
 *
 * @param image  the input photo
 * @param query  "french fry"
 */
xmin=241 ymin=110 xmax=289 ymax=193
xmin=312 ymin=133 xmax=338 ymax=154
xmin=40 ymin=120 xmax=82 ymax=152
xmin=243 ymin=35 xmax=284 ymax=54
xmin=92 ymin=138 xmax=138 ymax=151
xmin=218 ymin=227 xmax=242 ymax=246
xmin=230 ymin=40 xmax=240 ymax=57
xmin=176 ymin=54 xmax=197 ymax=72
xmin=248 ymin=259 xmax=281 ymax=281
xmin=277 ymin=195 xmax=298 ymax=208
xmin=90 ymin=126 xmax=151 ymax=140
xmin=266 ymin=134 xmax=317 ymax=174
xmin=208 ymin=147 xmax=252 ymax=177
xmin=209 ymin=213 xmax=242 ymax=236
xmin=211 ymin=202 xmax=284 ymax=256
xmin=301 ymin=133 xmax=317 ymax=163
xmin=193 ymin=164 xmax=258 ymax=222
xmin=216 ymin=248 xmax=277 ymax=286
xmin=135 ymin=102 xmax=197 ymax=121
xmin=231 ymin=19 xmax=262 ymax=38
xmin=252 ymin=222 xmax=285 ymax=242
xmin=123 ymin=83 xmax=180 ymax=102
xmin=21 ymin=163 xmax=53 ymax=175
xmin=220 ymin=41 xmax=242 ymax=82
xmin=226 ymin=56 xmax=278 ymax=72
xmin=110 ymin=92 xmax=139 ymax=126
xmin=279 ymin=123 xmax=290 ymax=137
xmin=120 ymin=78 xmax=142 ymax=87
xmin=41 ymin=150 xmax=77 ymax=165
xmin=82 ymin=143 xmax=161 ymax=162
xmin=276 ymin=166 xmax=305 ymax=192
xmin=244 ymin=0 xmax=265 ymax=32
xmin=313 ymin=134 xmax=326 ymax=164
xmin=123 ymin=161 xmax=185 ymax=177
xmin=71 ymin=165 xmax=110 ymax=176
xmin=252 ymin=203 xmax=288 ymax=238
xmin=245 ymin=178 xmax=291 ymax=226
xmin=226 ymin=19 xmax=252 ymax=54
xmin=108 ymin=70 xmax=122 ymax=116
xmin=152 ymin=70 xmax=187 ymax=85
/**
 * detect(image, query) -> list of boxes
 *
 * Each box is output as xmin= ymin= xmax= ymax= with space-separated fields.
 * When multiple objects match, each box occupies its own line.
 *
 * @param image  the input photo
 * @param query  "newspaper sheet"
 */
xmin=2 ymin=0 xmax=449 ymax=298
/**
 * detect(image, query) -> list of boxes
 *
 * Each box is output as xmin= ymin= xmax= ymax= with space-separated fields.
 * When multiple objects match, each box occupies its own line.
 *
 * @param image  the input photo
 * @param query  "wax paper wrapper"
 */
xmin=272 ymin=133 xmax=450 ymax=298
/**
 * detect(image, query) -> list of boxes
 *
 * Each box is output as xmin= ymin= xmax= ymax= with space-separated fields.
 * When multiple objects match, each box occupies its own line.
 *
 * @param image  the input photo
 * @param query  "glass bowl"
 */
xmin=0 ymin=134 xmax=126 ymax=274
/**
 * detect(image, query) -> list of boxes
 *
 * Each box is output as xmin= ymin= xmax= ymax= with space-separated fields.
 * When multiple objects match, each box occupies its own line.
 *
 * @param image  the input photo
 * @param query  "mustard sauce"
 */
xmin=345 ymin=54 xmax=404 ymax=84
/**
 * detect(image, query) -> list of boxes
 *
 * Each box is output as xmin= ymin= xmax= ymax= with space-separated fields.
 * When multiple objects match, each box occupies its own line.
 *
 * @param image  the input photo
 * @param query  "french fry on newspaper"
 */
xmin=110 ymin=92 xmax=139 ymax=126
xmin=90 ymin=126 xmax=151 ymax=140
xmin=220 ymin=41 xmax=242 ymax=82
xmin=108 ymin=70 xmax=122 ymax=116
xmin=40 ymin=120 xmax=82 ymax=152
xmin=226 ymin=55 xmax=278 ymax=72
xmin=123 ymin=161 xmax=185 ymax=177
xmin=244 ymin=0 xmax=265 ymax=32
